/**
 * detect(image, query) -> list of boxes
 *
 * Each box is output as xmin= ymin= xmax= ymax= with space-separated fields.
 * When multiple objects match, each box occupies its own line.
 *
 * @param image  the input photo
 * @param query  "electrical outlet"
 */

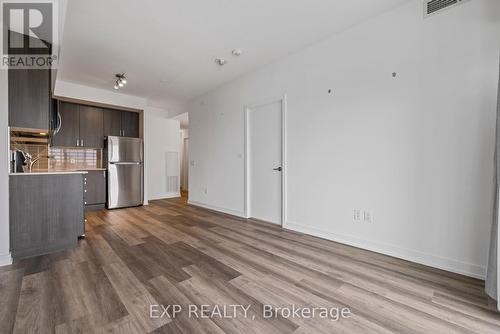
xmin=363 ymin=211 xmax=373 ymax=223
xmin=353 ymin=209 xmax=361 ymax=222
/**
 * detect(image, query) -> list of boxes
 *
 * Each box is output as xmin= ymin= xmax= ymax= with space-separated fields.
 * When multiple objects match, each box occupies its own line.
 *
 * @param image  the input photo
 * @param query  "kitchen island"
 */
xmin=9 ymin=171 xmax=87 ymax=260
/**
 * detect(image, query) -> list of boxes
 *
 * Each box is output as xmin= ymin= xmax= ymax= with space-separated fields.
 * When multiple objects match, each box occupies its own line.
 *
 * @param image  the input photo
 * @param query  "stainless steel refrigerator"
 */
xmin=105 ymin=136 xmax=144 ymax=209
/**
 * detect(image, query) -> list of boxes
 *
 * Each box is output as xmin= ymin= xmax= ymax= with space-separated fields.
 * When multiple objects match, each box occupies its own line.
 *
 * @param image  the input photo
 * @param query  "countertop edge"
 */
xmin=9 ymin=171 xmax=89 ymax=176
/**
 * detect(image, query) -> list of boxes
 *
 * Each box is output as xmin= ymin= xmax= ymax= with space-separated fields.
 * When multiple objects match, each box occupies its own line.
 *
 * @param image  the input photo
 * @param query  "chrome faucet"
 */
xmin=29 ymin=156 xmax=41 ymax=172
xmin=19 ymin=151 xmax=39 ymax=173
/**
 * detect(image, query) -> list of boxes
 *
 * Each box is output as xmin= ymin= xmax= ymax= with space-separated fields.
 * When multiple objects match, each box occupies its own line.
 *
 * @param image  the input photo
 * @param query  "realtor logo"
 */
xmin=1 ymin=0 xmax=58 ymax=69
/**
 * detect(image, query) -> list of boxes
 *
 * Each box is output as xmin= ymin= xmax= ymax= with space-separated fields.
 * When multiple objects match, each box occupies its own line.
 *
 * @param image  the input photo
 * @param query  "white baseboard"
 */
xmin=0 ymin=253 xmax=12 ymax=267
xmin=285 ymin=221 xmax=485 ymax=280
xmin=188 ymin=200 xmax=247 ymax=218
xmin=149 ymin=192 xmax=181 ymax=201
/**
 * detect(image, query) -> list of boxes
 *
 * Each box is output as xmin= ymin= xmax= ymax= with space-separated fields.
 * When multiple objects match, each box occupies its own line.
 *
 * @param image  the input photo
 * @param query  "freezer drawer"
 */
xmin=107 ymin=163 xmax=143 ymax=209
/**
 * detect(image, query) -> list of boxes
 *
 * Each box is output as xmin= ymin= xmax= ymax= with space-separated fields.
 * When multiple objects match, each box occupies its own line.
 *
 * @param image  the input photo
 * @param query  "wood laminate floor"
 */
xmin=1 ymin=195 xmax=499 ymax=333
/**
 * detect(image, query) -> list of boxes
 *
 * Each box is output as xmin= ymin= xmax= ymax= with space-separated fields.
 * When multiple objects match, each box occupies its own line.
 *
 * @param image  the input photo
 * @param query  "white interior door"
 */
xmin=248 ymin=101 xmax=282 ymax=225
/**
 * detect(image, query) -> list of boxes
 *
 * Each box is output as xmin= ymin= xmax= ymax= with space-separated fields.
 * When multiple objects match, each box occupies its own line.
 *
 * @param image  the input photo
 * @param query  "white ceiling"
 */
xmin=58 ymin=0 xmax=410 ymax=108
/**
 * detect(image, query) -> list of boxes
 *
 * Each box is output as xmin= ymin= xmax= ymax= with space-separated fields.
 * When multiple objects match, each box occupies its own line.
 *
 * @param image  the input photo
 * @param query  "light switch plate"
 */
xmin=353 ymin=209 xmax=361 ymax=221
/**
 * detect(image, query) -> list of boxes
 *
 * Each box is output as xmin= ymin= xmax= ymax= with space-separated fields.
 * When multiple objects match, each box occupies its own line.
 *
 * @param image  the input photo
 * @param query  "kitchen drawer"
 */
xmin=84 ymin=170 xmax=106 ymax=206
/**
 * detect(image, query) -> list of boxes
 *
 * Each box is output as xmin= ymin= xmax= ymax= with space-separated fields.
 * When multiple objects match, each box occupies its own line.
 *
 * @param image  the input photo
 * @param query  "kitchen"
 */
xmin=7 ymin=34 xmax=151 ymax=261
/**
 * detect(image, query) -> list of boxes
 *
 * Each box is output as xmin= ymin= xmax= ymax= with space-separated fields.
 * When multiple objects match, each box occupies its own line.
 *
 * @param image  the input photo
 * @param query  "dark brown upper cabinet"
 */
xmin=52 ymin=102 xmax=103 ymax=148
xmin=8 ymin=31 xmax=52 ymax=130
xmin=103 ymin=108 xmax=122 ymax=137
xmin=9 ymin=68 xmax=51 ymax=130
xmin=52 ymin=102 xmax=139 ymax=147
xmin=79 ymin=105 xmax=104 ymax=148
xmin=52 ymin=102 xmax=79 ymax=147
xmin=121 ymin=111 xmax=140 ymax=138
xmin=103 ymin=109 xmax=140 ymax=138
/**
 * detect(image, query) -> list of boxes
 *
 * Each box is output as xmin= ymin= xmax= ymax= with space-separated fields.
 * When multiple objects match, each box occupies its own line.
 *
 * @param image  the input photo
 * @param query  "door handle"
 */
xmin=273 ymin=167 xmax=282 ymax=172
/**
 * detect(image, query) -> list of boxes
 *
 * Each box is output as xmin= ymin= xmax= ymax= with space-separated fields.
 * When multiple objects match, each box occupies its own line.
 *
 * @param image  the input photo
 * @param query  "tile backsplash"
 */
xmin=10 ymin=143 xmax=49 ymax=171
xmin=49 ymin=147 xmax=103 ymax=170
xmin=10 ymin=130 xmax=104 ymax=171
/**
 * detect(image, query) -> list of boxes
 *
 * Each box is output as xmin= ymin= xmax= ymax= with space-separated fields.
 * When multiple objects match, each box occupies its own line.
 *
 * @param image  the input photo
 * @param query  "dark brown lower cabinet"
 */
xmin=84 ymin=170 xmax=106 ymax=211
xmin=9 ymin=174 xmax=85 ymax=261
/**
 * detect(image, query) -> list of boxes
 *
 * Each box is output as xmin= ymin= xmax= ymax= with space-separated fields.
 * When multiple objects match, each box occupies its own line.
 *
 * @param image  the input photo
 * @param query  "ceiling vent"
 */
xmin=424 ymin=0 xmax=470 ymax=18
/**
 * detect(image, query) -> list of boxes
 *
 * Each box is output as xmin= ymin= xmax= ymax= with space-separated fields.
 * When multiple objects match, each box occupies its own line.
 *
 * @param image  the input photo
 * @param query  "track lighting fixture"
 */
xmin=114 ymin=73 xmax=128 ymax=90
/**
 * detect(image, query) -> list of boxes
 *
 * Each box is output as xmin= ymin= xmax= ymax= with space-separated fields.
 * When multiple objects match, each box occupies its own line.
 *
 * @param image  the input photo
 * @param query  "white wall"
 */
xmin=0 ymin=68 xmax=10 ymax=265
xmin=55 ymin=80 xmax=148 ymax=109
xmin=187 ymin=0 xmax=500 ymax=278
xmin=144 ymin=107 xmax=181 ymax=200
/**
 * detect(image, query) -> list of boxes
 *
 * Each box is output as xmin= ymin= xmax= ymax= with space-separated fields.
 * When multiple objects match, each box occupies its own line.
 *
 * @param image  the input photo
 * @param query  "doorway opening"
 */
xmin=173 ymin=112 xmax=189 ymax=199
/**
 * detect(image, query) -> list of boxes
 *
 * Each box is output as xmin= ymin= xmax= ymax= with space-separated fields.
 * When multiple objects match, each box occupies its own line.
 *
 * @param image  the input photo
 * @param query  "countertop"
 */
xmin=9 ymin=171 xmax=89 ymax=176
xmin=76 ymin=168 xmax=107 ymax=171
xmin=9 ymin=168 xmax=107 ymax=176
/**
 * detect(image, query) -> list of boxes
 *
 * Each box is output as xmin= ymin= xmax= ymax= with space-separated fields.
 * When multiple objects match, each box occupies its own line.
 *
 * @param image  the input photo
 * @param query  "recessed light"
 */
xmin=215 ymin=58 xmax=227 ymax=66
xmin=231 ymin=49 xmax=242 ymax=57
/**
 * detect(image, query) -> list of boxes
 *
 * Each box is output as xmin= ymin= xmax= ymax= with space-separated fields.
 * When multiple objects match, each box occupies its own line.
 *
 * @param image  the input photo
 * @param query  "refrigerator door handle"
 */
xmin=109 ymin=161 xmax=143 ymax=165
